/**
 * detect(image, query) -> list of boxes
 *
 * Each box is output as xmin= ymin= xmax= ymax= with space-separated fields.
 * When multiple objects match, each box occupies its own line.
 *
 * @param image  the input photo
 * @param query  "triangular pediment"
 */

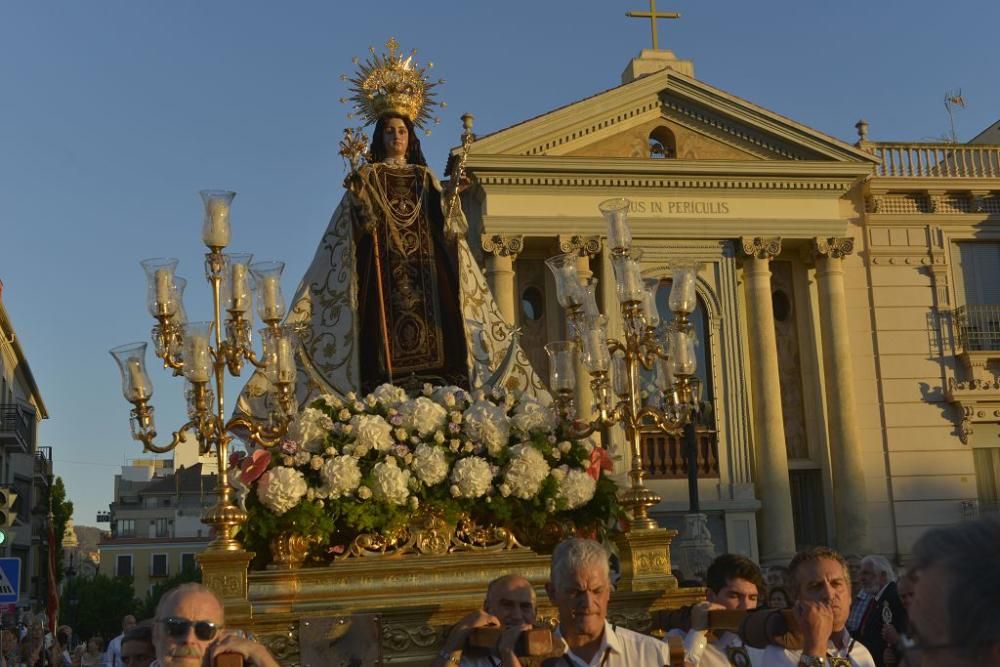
xmin=463 ymin=68 xmax=876 ymax=165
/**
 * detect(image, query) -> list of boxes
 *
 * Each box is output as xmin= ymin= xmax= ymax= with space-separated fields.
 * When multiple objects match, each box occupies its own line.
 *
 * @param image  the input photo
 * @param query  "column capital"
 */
xmin=481 ymin=233 xmax=524 ymax=258
xmin=740 ymin=236 xmax=782 ymax=260
xmin=812 ymin=237 xmax=855 ymax=260
xmin=559 ymin=234 xmax=603 ymax=258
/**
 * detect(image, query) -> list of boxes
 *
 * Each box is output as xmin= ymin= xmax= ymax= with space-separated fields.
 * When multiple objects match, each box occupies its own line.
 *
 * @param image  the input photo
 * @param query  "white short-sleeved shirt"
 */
xmin=559 ymin=621 xmax=671 ymax=666
xmin=666 ymin=629 xmax=763 ymax=667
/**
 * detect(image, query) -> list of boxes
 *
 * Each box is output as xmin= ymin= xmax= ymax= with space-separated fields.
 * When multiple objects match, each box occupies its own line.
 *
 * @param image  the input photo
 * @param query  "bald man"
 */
xmin=434 ymin=574 xmax=538 ymax=667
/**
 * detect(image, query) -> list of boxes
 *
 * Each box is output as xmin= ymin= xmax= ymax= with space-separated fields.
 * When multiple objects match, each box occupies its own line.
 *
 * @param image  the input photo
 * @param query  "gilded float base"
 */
xmin=614 ymin=527 xmax=680 ymax=592
xmin=234 ymin=546 xmax=701 ymax=665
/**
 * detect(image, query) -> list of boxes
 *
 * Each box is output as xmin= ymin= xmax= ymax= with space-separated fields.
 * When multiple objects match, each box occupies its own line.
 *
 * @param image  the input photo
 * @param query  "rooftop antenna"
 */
xmin=944 ymin=89 xmax=966 ymax=143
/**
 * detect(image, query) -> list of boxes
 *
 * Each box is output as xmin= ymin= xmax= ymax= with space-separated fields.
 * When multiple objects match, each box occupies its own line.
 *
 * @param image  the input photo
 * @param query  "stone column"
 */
xmin=481 ymin=234 xmax=524 ymax=326
xmin=812 ymin=237 xmax=869 ymax=555
xmin=740 ymin=237 xmax=797 ymax=564
xmin=560 ymin=235 xmax=602 ymax=421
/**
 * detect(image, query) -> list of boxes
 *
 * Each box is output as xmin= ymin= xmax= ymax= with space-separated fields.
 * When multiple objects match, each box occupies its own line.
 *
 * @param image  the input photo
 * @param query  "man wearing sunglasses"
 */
xmin=152 ymin=583 xmax=279 ymax=667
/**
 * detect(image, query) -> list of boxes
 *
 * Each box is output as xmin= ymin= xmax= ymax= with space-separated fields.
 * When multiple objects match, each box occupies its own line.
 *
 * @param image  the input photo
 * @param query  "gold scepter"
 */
xmin=444 ymin=113 xmax=475 ymax=227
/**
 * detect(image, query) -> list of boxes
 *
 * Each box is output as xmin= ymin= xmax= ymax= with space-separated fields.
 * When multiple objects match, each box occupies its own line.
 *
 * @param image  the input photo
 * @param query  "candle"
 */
xmin=670 ymin=329 xmax=696 ymax=376
xmin=203 ymin=199 xmax=231 ymax=248
xmin=188 ymin=336 xmax=211 ymax=383
xmin=154 ymin=268 xmax=172 ymax=315
xmin=126 ymin=358 xmax=151 ymax=401
xmin=583 ymin=325 xmax=610 ymax=373
xmin=623 ymin=258 xmax=643 ymax=302
xmin=669 ymin=267 xmax=698 ymax=315
xmin=261 ymin=275 xmax=281 ymax=320
xmin=276 ymin=336 xmax=296 ymax=383
xmin=230 ymin=262 xmax=248 ymax=312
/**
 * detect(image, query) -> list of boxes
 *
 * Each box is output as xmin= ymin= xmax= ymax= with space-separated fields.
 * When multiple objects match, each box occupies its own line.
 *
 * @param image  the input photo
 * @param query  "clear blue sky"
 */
xmin=1 ymin=0 xmax=997 ymax=527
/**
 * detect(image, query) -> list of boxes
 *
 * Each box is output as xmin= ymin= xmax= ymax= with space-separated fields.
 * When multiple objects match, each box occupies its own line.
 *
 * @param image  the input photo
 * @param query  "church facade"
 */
xmin=457 ymin=49 xmax=1000 ymax=565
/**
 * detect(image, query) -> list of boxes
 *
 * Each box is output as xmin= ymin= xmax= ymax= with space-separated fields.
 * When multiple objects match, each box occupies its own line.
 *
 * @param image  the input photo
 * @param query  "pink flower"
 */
xmin=239 ymin=450 xmax=272 ymax=485
xmin=587 ymin=446 xmax=613 ymax=481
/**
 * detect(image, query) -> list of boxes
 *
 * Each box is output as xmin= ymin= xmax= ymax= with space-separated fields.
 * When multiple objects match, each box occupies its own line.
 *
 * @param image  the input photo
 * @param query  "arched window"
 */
xmin=648 ymin=126 xmax=677 ymax=159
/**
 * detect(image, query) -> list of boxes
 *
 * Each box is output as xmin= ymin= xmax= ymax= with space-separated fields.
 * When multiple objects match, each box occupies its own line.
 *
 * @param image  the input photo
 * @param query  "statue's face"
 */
xmin=382 ymin=117 xmax=409 ymax=160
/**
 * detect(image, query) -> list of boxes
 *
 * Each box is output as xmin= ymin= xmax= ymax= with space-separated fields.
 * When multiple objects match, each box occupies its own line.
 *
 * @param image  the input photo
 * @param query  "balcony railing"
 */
xmin=34 ymin=446 xmax=53 ymax=479
xmin=870 ymin=142 xmax=1000 ymax=178
xmin=956 ymin=304 xmax=1000 ymax=352
xmin=640 ymin=427 xmax=720 ymax=480
xmin=0 ymin=403 xmax=34 ymax=453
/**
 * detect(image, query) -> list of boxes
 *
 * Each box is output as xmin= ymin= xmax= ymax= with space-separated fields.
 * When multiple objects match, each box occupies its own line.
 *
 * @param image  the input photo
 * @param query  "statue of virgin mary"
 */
xmin=238 ymin=39 xmax=546 ymax=418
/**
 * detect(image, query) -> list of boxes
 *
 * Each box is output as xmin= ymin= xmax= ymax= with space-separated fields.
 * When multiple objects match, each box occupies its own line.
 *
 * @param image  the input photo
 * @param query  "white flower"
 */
xmin=504 ymin=446 xmax=550 ymax=500
xmin=433 ymin=431 xmax=446 ymax=444
xmin=294 ymin=450 xmax=312 ymax=466
xmin=412 ymin=444 xmax=450 ymax=486
xmin=498 ymin=483 xmax=512 ymax=497
xmin=357 ymin=485 xmax=372 ymax=500
xmin=558 ymin=441 xmax=573 ymax=454
xmin=399 ymin=397 xmax=448 ymax=437
xmin=371 ymin=459 xmax=412 ymax=505
xmin=450 ymin=484 xmax=461 ymax=497
xmin=557 ymin=469 xmax=597 ymax=509
xmin=256 ymin=467 xmax=307 ymax=515
xmin=372 ymin=383 xmax=408 ymax=407
xmin=320 ymin=394 xmax=343 ymax=409
xmin=511 ymin=397 xmax=558 ymax=435
xmin=350 ymin=414 xmax=394 ymax=453
xmin=463 ymin=400 xmax=510 ymax=456
xmin=408 ymin=496 xmax=420 ymax=510
xmin=310 ymin=455 xmax=324 ymax=470
xmin=431 ymin=385 xmax=465 ymax=405
xmin=319 ymin=455 xmax=362 ymax=498
xmin=289 ymin=407 xmax=334 ymax=450
xmin=450 ymin=456 xmax=494 ymax=498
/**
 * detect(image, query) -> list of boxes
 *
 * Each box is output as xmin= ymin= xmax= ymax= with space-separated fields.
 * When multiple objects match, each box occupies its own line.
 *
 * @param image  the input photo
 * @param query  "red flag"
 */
xmin=47 ymin=521 xmax=59 ymax=633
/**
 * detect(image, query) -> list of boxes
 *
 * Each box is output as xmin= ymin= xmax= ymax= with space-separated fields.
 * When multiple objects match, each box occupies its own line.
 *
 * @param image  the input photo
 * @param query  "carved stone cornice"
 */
xmin=558 ymin=234 xmax=602 ymax=258
xmin=740 ymin=236 xmax=782 ymax=260
xmin=812 ymin=237 xmax=855 ymax=260
xmin=480 ymin=233 xmax=524 ymax=258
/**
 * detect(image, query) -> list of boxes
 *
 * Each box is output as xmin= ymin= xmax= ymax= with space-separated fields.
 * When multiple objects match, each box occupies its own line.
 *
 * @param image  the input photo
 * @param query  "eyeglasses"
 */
xmin=157 ymin=617 xmax=219 ymax=641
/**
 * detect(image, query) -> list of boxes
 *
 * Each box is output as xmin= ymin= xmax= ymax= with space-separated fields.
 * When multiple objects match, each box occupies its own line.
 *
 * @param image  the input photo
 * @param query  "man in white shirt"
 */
xmin=433 ymin=574 xmax=538 ymax=667
xmin=762 ymin=547 xmax=875 ymax=667
xmin=669 ymin=553 xmax=765 ymax=666
xmin=104 ymin=614 xmax=137 ymax=667
xmin=545 ymin=537 xmax=671 ymax=666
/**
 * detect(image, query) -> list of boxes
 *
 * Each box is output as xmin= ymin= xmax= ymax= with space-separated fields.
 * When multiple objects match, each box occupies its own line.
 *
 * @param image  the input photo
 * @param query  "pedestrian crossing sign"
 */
xmin=0 ymin=558 xmax=20 ymax=603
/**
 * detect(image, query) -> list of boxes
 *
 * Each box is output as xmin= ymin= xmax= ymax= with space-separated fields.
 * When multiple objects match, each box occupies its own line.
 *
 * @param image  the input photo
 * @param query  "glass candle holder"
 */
xmin=110 ymin=342 xmax=154 ymax=402
xmin=173 ymin=277 xmax=188 ymax=326
xmin=181 ymin=321 xmax=214 ymax=383
xmin=250 ymin=261 xmax=286 ymax=322
xmin=668 ymin=327 xmax=697 ymax=377
xmin=544 ymin=340 xmax=577 ymax=392
xmin=580 ymin=315 xmax=611 ymax=373
xmin=544 ymin=253 xmax=584 ymax=309
xmin=200 ymin=190 xmax=236 ymax=250
xmin=611 ymin=353 xmax=629 ymax=398
xmin=642 ymin=278 xmax=661 ymax=328
xmin=599 ymin=197 xmax=632 ymax=252
xmin=580 ymin=277 xmax=600 ymax=320
xmin=141 ymin=258 xmax=180 ymax=318
xmin=275 ymin=326 xmax=297 ymax=384
xmin=223 ymin=252 xmax=254 ymax=315
xmin=668 ymin=262 xmax=698 ymax=316
xmin=611 ymin=248 xmax=644 ymax=304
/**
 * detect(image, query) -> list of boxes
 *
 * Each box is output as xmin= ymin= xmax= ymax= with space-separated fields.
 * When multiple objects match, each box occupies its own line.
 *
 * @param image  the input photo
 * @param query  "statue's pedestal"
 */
xmin=212 ymin=545 xmax=701 ymax=665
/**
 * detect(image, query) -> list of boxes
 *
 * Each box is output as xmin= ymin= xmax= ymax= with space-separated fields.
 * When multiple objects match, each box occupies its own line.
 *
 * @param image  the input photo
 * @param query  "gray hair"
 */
xmin=861 ymin=554 xmax=897 ymax=583
xmin=154 ymin=583 xmax=224 ymax=624
xmin=550 ymin=538 xmax=610 ymax=590
xmin=912 ymin=516 xmax=1000 ymax=660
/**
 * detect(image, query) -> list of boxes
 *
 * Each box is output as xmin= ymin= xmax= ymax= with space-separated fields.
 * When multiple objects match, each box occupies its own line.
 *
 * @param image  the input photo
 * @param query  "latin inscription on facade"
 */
xmin=628 ymin=200 xmax=731 ymax=215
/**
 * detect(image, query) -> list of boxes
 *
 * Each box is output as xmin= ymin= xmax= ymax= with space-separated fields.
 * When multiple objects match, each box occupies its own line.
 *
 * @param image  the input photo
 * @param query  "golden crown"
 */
xmin=340 ymin=37 xmax=445 ymax=132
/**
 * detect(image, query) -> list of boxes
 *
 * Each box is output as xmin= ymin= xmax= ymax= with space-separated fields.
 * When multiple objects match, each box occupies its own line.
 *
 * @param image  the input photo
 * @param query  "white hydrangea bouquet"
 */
xmin=236 ymin=383 xmax=620 ymax=565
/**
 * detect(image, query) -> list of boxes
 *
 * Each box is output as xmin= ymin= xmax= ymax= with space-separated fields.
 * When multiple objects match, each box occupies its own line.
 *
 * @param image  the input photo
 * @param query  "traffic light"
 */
xmin=0 ymin=489 xmax=17 ymax=546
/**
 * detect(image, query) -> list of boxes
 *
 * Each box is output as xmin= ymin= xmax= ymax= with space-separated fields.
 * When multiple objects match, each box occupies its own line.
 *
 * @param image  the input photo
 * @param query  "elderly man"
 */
xmin=434 ymin=574 xmax=538 ymax=667
xmin=854 ymin=555 xmax=906 ymax=667
xmin=106 ymin=615 xmax=138 ymax=667
xmin=121 ymin=626 xmax=155 ymax=667
xmin=151 ymin=583 xmax=278 ymax=667
xmin=547 ymin=538 xmax=670 ymax=666
xmin=672 ymin=553 xmax=766 ymax=666
xmin=762 ymin=547 xmax=875 ymax=667
xmin=904 ymin=516 xmax=1000 ymax=667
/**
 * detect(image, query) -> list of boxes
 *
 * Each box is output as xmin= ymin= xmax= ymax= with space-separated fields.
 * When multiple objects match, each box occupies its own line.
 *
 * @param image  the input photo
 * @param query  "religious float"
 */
xmin=109 ymin=39 xmax=705 ymax=664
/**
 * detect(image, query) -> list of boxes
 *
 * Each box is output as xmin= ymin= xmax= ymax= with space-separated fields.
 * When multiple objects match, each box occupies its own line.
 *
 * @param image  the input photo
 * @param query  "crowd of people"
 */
xmin=4 ymin=515 xmax=997 ymax=667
